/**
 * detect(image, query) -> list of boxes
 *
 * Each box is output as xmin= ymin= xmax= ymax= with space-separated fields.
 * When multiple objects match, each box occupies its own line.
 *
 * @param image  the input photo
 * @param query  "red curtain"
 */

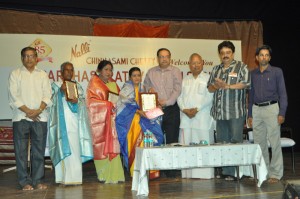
xmin=93 ymin=22 xmax=169 ymax=38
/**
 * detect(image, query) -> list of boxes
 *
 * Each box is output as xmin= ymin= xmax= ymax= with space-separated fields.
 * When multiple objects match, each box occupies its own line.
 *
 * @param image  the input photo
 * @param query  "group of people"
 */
xmin=8 ymin=40 xmax=287 ymax=191
xmin=207 ymin=41 xmax=287 ymax=183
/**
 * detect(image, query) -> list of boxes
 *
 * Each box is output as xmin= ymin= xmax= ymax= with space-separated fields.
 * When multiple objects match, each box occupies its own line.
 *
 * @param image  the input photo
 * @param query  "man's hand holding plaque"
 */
xmin=64 ymin=80 xmax=78 ymax=102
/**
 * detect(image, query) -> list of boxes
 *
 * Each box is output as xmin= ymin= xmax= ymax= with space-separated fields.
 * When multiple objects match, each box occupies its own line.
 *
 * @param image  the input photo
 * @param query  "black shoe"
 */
xmin=216 ymin=174 xmax=236 ymax=181
xmin=215 ymin=173 xmax=226 ymax=179
xmin=215 ymin=167 xmax=222 ymax=178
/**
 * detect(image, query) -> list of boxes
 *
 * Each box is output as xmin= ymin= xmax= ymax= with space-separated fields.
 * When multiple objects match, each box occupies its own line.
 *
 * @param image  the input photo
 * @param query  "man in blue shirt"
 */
xmin=247 ymin=45 xmax=288 ymax=184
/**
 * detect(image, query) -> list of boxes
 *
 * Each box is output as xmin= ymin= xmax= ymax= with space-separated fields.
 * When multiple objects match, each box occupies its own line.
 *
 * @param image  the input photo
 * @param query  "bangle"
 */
xmin=39 ymin=108 xmax=43 ymax=112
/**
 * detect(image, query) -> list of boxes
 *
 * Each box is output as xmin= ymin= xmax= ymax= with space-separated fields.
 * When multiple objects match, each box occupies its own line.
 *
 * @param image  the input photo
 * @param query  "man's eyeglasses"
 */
xmin=23 ymin=54 xmax=36 ymax=59
xmin=158 ymin=55 xmax=170 ymax=59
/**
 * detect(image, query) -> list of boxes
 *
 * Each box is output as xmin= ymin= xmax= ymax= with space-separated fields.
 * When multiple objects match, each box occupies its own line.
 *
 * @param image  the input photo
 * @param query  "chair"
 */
xmin=245 ymin=126 xmax=296 ymax=173
xmin=278 ymin=127 xmax=296 ymax=173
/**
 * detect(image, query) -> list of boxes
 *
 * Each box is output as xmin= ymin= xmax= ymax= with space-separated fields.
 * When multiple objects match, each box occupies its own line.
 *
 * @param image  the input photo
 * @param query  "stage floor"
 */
xmin=0 ymin=151 xmax=298 ymax=199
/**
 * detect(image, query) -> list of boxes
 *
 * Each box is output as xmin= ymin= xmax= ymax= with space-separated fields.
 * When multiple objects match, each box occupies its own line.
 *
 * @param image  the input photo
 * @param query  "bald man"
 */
xmin=177 ymin=53 xmax=215 ymax=179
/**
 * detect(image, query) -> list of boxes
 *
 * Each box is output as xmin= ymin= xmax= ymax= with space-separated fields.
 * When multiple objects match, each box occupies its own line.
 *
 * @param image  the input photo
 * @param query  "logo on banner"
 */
xmin=71 ymin=41 xmax=91 ymax=61
xmin=30 ymin=38 xmax=53 ymax=63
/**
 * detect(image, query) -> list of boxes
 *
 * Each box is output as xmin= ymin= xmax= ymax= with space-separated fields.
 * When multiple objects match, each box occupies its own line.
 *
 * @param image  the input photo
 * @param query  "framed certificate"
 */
xmin=139 ymin=92 xmax=158 ymax=111
xmin=65 ymin=80 xmax=78 ymax=101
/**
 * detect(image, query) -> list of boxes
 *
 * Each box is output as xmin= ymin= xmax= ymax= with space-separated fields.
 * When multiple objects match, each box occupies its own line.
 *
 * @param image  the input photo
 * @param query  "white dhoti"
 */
xmin=179 ymin=128 xmax=215 ymax=179
xmin=177 ymin=73 xmax=215 ymax=179
xmin=55 ymin=98 xmax=82 ymax=185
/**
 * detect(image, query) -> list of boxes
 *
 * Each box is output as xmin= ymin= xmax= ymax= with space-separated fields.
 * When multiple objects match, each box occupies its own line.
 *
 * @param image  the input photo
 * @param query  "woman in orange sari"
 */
xmin=86 ymin=60 xmax=124 ymax=183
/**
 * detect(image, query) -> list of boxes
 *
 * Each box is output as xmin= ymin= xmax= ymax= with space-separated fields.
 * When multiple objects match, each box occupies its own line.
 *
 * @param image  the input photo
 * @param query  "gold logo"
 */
xmin=30 ymin=38 xmax=53 ymax=62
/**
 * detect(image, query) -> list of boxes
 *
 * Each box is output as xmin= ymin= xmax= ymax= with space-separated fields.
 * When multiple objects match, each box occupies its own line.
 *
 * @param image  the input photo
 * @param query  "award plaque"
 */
xmin=139 ymin=92 xmax=158 ymax=111
xmin=108 ymin=91 xmax=119 ymax=104
xmin=65 ymin=80 xmax=78 ymax=101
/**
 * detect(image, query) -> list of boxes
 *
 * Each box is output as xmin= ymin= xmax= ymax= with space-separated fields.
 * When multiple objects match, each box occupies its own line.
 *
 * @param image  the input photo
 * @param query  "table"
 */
xmin=132 ymin=143 xmax=268 ymax=196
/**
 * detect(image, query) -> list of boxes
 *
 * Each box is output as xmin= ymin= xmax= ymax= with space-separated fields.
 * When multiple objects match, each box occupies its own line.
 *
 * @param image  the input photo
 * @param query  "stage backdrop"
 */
xmin=0 ymin=34 xmax=241 ymax=119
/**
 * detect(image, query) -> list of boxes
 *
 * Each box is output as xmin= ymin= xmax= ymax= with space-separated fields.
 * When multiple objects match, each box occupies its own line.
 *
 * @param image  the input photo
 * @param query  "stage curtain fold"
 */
xmin=168 ymin=21 xmax=263 ymax=70
xmin=0 ymin=10 xmax=94 ymax=35
xmin=0 ymin=9 xmax=262 ymax=68
xmin=93 ymin=22 xmax=169 ymax=38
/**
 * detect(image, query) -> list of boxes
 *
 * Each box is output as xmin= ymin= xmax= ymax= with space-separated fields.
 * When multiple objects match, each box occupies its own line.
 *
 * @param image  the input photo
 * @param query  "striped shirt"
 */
xmin=208 ymin=60 xmax=250 ymax=120
xmin=143 ymin=65 xmax=182 ymax=106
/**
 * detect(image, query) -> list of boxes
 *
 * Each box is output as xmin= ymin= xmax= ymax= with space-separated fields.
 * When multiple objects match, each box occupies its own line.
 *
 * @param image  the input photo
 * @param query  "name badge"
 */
xmin=229 ymin=72 xmax=237 ymax=77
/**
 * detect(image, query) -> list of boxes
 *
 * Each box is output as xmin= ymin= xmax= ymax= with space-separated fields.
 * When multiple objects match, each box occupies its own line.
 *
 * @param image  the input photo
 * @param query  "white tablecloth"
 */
xmin=132 ymin=143 xmax=268 ymax=196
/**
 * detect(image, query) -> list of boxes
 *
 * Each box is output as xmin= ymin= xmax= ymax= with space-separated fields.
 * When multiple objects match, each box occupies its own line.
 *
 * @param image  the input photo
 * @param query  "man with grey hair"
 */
xmin=48 ymin=62 xmax=93 ymax=185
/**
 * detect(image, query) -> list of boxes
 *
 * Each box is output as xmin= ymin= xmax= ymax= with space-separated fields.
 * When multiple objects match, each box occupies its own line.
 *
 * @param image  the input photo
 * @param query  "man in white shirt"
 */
xmin=177 ymin=53 xmax=215 ymax=179
xmin=8 ymin=47 xmax=51 ymax=191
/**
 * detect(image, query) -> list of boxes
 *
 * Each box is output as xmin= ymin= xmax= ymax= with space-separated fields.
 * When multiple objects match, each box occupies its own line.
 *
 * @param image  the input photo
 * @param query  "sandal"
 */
xmin=22 ymin=184 xmax=34 ymax=191
xmin=225 ymin=176 xmax=236 ymax=181
xmin=36 ymin=183 xmax=48 ymax=190
xmin=267 ymin=178 xmax=279 ymax=184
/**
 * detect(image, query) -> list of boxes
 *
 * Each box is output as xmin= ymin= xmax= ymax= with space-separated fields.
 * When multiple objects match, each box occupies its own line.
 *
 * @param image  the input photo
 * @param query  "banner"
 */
xmin=0 ymin=34 xmax=241 ymax=119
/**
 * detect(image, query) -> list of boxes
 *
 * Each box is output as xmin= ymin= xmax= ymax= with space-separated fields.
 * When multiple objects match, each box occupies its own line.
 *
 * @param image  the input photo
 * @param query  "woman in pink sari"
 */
xmin=86 ymin=60 xmax=124 ymax=183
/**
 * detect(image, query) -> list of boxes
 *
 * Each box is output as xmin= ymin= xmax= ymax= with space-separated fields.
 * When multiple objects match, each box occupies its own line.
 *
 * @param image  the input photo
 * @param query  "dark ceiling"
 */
xmin=0 ymin=0 xmax=298 ymax=22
